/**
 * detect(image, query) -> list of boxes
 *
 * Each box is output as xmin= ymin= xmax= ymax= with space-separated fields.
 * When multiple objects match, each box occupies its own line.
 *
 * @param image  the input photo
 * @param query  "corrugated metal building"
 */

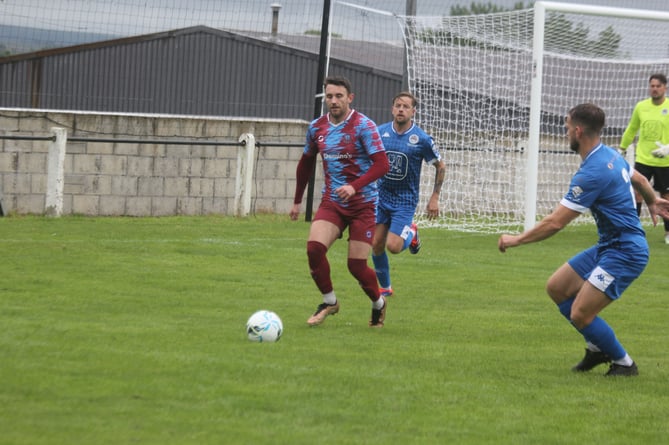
xmin=0 ymin=26 xmax=403 ymax=124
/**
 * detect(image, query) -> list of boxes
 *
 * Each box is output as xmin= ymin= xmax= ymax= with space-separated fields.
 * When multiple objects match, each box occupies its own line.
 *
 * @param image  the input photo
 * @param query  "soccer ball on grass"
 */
xmin=246 ymin=310 xmax=283 ymax=342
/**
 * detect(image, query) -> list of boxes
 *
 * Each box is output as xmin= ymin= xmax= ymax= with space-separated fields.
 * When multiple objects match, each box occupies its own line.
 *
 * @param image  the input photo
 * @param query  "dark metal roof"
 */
xmin=0 ymin=26 xmax=402 ymax=123
xmin=238 ymin=30 xmax=405 ymax=75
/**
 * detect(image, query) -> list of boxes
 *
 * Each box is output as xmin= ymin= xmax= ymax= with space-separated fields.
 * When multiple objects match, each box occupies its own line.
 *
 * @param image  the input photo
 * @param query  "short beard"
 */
xmin=569 ymin=140 xmax=579 ymax=153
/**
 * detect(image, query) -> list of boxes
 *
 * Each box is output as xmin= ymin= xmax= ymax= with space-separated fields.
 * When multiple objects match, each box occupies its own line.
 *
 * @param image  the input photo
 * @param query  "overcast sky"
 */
xmin=1 ymin=0 xmax=668 ymax=46
xmin=3 ymin=1 xmax=669 ymax=31
xmin=426 ymin=0 xmax=668 ymax=12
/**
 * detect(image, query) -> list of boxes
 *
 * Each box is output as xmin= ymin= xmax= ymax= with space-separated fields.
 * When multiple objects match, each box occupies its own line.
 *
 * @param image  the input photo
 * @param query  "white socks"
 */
xmin=323 ymin=291 xmax=337 ymax=305
xmin=588 ymin=342 xmax=633 ymax=366
xmin=613 ymin=354 xmax=634 ymax=367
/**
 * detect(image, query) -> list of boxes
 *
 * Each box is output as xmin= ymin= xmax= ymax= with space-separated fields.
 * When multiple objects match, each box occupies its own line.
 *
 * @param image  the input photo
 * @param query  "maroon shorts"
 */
xmin=313 ymin=199 xmax=376 ymax=244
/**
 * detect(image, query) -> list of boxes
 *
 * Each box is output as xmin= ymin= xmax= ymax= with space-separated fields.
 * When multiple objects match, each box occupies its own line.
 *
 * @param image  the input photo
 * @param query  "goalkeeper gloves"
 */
xmin=651 ymin=141 xmax=669 ymax=158
xmin=617 ymin=143 xmax=633 ymax=155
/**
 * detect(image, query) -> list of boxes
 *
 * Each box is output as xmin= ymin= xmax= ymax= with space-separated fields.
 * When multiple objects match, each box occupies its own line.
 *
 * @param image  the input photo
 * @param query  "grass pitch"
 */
xmin=1 ymin=215 xmax=668 ymax=444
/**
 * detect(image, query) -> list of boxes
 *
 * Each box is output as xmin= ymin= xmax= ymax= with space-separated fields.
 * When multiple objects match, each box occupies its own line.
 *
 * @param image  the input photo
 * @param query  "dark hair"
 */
xmin=324 ymin=76 xmax=352 ymax=94
xmin=568 ymin=103 xmax=605 ymax=136
xmin=649 ymin=73 xmax=667 ymax=85
xmin=393 ymin=91 xmax=418 ymax=107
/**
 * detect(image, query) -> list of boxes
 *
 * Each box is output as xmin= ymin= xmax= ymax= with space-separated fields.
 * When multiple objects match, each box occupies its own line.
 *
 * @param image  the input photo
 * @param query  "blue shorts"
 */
xmin=376 ymin=201 xmax=416 ymax=238
xmin=567 ymin=240 xmax=649 ymax=300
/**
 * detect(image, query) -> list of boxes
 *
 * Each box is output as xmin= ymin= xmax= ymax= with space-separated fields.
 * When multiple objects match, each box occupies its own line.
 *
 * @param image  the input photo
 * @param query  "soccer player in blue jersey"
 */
xmin=498 ymin=103 xmax=669 ymax=376
xmin=372 ymin=92 xmax=445 ymax=298
xmin=290 ymin=76 xmax=390 ymax=327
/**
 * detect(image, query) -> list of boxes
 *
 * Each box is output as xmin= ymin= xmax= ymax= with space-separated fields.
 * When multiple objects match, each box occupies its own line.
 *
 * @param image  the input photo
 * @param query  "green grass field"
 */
xmin=1 ymin=215 xmax=668 ymax=444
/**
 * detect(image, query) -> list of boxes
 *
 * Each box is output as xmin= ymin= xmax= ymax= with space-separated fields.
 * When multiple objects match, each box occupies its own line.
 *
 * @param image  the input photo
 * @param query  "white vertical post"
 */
xmin=235 ymin=133 xmax=256 ymax=217
xmin=45 ymin=127 xmax=67 ymax=217
xmin=524 ymin=2 xmax=546 ymax=231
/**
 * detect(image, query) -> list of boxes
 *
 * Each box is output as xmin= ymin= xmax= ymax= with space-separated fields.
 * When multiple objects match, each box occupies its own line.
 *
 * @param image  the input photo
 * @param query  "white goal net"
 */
xmin=400 ymin=2 xmax=669 ymax=233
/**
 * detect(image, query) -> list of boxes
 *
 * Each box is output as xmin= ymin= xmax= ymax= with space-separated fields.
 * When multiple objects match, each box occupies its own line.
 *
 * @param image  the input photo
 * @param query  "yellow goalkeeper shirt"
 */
xmin=621 ymin=97 xmax=669 ymax=167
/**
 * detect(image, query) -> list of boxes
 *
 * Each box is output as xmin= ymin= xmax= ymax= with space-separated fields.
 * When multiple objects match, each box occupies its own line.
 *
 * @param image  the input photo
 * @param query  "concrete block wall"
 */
xmin=0 ymin=109 xmax=320 ymax=216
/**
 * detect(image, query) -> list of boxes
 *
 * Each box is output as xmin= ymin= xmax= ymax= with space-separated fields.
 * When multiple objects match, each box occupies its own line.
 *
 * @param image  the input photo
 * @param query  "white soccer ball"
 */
xmin=246 ymin=310 xmax=283 ymax=342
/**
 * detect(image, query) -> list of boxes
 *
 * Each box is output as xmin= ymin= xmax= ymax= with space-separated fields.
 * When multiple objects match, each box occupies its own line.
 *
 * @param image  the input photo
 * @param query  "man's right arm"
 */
xmin=290 ymin=153 xmax=316 ymax=221
xmin=293 ymin=153 xmax=316 ymax=205
xmin=498 ymin=204 xmax=580 ymax=252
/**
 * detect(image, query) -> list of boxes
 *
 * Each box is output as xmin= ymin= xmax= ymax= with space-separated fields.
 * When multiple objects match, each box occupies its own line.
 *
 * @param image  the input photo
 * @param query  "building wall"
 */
xmin=0 ymin=109 xmax=320 ymax=217
xmin=0 ymin=27 xmax=403 ymax=125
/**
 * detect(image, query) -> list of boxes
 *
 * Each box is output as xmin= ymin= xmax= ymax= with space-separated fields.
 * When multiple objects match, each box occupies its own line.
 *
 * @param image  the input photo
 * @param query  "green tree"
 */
xmin=0 ymin=43 xmax=11 ymax=57
xmin=417 ymin=2 xmax=532 ymax=47
xmin=593 ymin=25 xmax=621 ymax=58
xmin=418 ymin=2 xmax=621 ymax=58
xmin=450 ymin=1 xmax=530 ymax=16
xmin=544 ymin=12 xmax=621 ymax=57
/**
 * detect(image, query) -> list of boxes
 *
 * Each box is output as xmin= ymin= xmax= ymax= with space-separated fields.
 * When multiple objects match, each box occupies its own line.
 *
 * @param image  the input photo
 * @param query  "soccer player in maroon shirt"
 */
xmin=290 ymin=76 xmax=390 ymax=327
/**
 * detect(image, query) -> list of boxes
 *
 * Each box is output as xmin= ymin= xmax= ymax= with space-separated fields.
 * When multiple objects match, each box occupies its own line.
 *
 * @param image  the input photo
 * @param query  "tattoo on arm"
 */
xmin=432 ymin=162 xmax=446 ymax=194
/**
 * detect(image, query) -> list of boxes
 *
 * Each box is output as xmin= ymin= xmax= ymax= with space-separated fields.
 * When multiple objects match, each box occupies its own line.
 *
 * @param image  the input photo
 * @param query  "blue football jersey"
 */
xmin=377 ymin=122 xmax=440 ymax=208
xmin=560 ymin=143 xmax=646 ymax=246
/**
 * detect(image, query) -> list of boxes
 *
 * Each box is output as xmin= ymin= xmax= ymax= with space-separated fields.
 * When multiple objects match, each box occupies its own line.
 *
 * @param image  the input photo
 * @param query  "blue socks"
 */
xmin=372 ymin=251 xmax=391 ymax=289
xmin=557 ymin=298 xmax=574 ymax=320
xmin=556 ymin=297 xmax=626 ymax=361
xmin=578 ymin=318 xmax=626 ymax=361
xmin=372 ymin=227 xmax=417 ymax=290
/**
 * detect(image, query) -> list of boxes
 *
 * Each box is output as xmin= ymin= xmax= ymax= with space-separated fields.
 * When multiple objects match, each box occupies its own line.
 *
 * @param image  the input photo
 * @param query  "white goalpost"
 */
xmin=399 ymin=1 xmax=669 ymax=233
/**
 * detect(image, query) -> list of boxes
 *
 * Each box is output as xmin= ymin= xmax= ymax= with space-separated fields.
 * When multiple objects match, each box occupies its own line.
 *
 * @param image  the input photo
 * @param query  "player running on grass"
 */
xmin=290 ymin=76 xmax=390 ymax=327
xmin=372 ymin=91 xmax=445 ymax=298
xmin=498 ymin=103 xmax=669 ymax=376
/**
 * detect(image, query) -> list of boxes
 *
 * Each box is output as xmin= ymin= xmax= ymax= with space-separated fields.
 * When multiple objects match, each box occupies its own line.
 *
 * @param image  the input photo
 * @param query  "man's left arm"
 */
xmin=346 ymin=120 xmax=389 ymax=194
xmin=426 ymin=159 xmax=446 ymax=218
xmin=348 ymin=151 xmax=389 ymax=192
xmin=631 ymin=170 xmax=669 ymax=223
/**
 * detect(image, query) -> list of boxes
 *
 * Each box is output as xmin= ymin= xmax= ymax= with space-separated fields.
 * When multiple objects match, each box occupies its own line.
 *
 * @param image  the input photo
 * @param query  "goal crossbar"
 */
xmin=537 ymin=1 xmax=669 ymax=21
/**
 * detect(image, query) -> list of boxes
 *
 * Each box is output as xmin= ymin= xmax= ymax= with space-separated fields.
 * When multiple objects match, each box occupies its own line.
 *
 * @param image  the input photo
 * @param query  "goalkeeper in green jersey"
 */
xmin=620 ymin=73 xmax=669 ymax=244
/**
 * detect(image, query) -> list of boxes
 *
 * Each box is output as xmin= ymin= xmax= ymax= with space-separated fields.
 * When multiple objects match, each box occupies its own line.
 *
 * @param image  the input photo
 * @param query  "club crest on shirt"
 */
xmin=409 ymin=134 xmax=419 ymax=144
xmin=663 ymin=108 xmax=668 ymax=115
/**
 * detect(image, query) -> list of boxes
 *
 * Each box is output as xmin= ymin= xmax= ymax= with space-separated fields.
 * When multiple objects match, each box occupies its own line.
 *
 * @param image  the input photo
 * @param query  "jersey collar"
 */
xmin=392 ymin=121 xmax=415 ymax=135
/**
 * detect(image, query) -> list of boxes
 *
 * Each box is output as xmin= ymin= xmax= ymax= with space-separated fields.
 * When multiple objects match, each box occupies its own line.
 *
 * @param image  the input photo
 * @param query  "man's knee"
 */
xmin=307 ymin=241 xmax=327 ymax=266
xmin=385 ymin=234 xmax=404 ymax=254
xmin=569 ymin=307 xmax=595 ymax=330
xmin=545 ymin=277 xmax=565 ymax=304
xmin=546 ymin=265 xmax=582 ymax=304
xmin=347 ymin=258 xmax=373 ymax=280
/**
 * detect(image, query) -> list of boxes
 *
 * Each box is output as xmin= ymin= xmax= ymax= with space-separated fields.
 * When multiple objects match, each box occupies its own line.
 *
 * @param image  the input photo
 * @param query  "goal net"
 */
xmin=400 ymin=1 xmax=669 ymax=233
